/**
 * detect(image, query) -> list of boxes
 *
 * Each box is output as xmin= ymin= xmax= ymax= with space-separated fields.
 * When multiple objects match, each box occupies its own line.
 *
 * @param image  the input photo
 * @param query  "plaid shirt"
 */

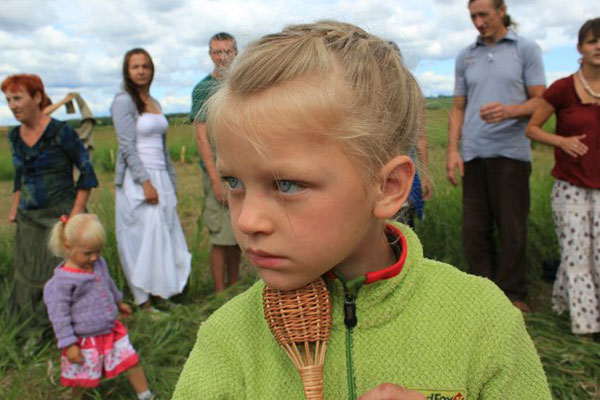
xmin=9 ymin=118 xmax=98 ymax=210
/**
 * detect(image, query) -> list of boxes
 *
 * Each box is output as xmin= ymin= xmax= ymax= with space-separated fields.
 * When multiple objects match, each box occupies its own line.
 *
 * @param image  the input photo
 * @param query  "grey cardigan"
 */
xmin=43 ymin=258 xmax=123 ymax=348
xmin=110 ymin=91 xmax=177 ymax=190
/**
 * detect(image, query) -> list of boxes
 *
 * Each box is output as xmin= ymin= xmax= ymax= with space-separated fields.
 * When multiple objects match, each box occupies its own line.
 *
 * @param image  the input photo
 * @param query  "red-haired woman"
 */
xmin=526 ymin=18 xmax=600 ymax=336
xmin=2 ymin=74 xmax=98 ymax=333
xmin=111 ymin=49 xmax=191 ymax=312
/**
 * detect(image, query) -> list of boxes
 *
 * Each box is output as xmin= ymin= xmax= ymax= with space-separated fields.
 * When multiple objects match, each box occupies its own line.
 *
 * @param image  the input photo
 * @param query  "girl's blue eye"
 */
xmin=223 ymin=176 xmax=244 ymax=190
xmin=276 ymin=180 xmax=302 ymax=194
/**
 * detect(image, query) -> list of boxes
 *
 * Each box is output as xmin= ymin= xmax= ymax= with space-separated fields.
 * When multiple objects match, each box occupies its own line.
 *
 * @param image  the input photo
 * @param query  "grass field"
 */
xmin=0 ymin=101 xmax=598 ymax=399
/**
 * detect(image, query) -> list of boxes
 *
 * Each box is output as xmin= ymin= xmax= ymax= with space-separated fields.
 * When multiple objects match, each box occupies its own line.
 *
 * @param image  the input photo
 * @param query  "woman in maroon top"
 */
xmin=526 ymin=18 xmax=600 ymax=336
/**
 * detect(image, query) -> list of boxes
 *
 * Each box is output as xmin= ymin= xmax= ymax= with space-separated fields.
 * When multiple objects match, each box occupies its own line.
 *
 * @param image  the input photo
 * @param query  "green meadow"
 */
xmin=0 ymin=99 xmax=598 ymax=399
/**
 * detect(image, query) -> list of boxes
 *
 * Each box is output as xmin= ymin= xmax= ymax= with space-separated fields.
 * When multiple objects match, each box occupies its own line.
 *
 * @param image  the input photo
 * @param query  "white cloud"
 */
xmin=161 ymin=95 xmax=191 ymax=114
xmin=1 ymin=0 xmax=598 ymax=125
xmin=0 ymin=105 xmax=15 ymax=124
xmin=0 ymin=0 xmax=56 ymax=32
xmin=416 ymin=71 xmax=455 ymax=96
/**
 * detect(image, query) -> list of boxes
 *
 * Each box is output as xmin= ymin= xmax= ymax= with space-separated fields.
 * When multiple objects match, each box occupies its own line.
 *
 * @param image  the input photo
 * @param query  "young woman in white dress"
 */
xmin=111 ymin=48 xmax=191 ymax=311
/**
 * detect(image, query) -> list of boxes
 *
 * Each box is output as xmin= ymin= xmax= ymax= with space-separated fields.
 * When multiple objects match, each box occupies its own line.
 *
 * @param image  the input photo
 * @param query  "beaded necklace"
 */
xmin=578 ymin=69 xmax=600 ymax=99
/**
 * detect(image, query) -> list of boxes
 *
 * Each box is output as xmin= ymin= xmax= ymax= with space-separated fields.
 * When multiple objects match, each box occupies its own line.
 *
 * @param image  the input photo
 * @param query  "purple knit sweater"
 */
xmin=43 ymin=257 xmax=123 ymax=348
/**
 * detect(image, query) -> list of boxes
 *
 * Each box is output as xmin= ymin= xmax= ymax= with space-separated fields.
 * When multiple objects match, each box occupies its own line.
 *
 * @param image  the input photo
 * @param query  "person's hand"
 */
xmin=143 ymin=180 xmax=159 ymax=204
xmin=480 ymin=102 xmax=513 ymax=123
xmin=358 ymin=383 xmax=427 ymax=400
xmin=446 ymin=149 xmax=464 ymax=186
xmin=8 ymin=205 xmax=17 ymax=223
xmin=64 ymin=93 xmax=76 ymax=102
xmin=421 ymin=175 xmax=433 ymax=201
xmin=558 ymin=135 xmax=587 ymax=158
xmin=66 ymin=344 xmax=84 ymax=365
xmin=118 ymin=302 xmax=132 ymax=318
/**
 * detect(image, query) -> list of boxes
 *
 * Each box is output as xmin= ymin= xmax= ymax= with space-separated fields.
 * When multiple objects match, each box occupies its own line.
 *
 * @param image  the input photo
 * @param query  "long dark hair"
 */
xmin=122 ymin=48 xmax=154 ymax=114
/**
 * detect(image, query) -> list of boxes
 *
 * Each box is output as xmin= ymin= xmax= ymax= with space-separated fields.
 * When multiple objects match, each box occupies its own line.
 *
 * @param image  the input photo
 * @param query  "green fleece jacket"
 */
xmin=174 ymin=224 xmax=551 ymax=399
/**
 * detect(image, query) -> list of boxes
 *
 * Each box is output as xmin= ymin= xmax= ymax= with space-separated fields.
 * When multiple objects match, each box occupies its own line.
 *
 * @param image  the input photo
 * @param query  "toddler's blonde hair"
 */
xmin=48 ymin=213 xmax=106 ymax=257
xmin=206 ymin=20 xmax=423 ymax=180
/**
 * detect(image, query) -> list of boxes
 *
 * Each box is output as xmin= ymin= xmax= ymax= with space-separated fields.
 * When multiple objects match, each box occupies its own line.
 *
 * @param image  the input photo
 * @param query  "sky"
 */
xmin=0 ymin=0 xmax=597 ymax=126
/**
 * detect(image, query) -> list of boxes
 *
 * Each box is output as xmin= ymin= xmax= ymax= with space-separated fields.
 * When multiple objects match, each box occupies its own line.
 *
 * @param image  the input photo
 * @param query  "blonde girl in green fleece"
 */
xmin=173 ymin=21 xmax=551 ymax=400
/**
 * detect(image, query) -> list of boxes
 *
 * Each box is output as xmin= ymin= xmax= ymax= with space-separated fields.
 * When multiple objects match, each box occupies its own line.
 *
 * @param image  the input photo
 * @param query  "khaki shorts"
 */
xmin=201 ymin=169 xmax=238 ymax=246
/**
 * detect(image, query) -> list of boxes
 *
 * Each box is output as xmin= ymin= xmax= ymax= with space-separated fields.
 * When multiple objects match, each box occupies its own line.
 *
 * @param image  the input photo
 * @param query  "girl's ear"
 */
xmin=373 ymin=155 xmax=415 ymax=219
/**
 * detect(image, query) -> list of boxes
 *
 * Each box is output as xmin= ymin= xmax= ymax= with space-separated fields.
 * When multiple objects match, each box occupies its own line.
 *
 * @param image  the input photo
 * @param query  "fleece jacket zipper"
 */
xmin=336 ymin=275 xmax=361 ymax=400
xmin=331 ymin=225 xmax=405 ymax=399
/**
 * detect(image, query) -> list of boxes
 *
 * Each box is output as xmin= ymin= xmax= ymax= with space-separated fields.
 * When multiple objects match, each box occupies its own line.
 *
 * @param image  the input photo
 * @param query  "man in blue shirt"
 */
xmin=191 ymin=33 xmax=240 ymax=293
xmin=446 ymin=0 xmax=546 ymax=313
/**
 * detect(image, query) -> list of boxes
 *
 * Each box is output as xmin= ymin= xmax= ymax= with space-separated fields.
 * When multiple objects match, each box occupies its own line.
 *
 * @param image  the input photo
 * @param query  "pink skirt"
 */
xmin=60 ymin=320 xmax=139 ymax=387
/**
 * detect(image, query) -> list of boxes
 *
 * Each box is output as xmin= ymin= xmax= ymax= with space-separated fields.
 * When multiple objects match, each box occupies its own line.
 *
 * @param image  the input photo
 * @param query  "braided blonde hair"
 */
xmin=206 ymin=20 xmax=423 ymax=179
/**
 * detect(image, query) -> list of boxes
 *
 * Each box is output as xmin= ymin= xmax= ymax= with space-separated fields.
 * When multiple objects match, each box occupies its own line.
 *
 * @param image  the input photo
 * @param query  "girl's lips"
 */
xmin=245 ymin=248 xmax=286 ymax=269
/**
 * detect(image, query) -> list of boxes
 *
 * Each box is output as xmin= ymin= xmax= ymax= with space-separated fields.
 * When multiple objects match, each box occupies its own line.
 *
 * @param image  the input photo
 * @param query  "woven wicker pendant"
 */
xmin=263 ymin=277 xmax=332 ymax=400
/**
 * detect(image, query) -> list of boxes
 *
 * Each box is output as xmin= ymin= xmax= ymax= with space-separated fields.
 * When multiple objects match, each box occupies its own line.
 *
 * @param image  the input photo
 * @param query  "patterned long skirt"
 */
xmin=551 ymin=180 xmax=600 ymax=334
xmin=10 ymin=201 xmax=72 ymax=332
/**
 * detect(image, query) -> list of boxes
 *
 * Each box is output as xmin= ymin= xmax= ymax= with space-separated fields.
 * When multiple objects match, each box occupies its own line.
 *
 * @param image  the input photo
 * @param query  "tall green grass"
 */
xmin=1 ymin=102 xmax=599 ymax=398
xmin=87 ymin=122 xmax=199 ymax=175
xmin=92 ymin=188 xmax=125 ymax=289
xmin=0 ymin=156 xmax=14 ymax=182
xmin=416 ymin=107 xmax=599 ymax=399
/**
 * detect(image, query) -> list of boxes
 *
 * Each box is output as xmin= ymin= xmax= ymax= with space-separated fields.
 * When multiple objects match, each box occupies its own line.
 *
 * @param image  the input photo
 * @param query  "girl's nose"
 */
xmin=235 ymin=194 xmax=274 ymax=236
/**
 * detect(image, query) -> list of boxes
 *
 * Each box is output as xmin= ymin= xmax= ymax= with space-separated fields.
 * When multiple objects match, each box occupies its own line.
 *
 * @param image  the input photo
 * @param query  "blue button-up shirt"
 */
xmin=9 ymin=118 xmax=98 ymax=210
xmin=454 ymin=29 xmax=546 ymax=162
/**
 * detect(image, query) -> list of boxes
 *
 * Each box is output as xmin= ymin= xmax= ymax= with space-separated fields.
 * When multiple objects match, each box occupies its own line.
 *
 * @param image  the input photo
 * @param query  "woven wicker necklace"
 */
xmin=578 ymin=69 xmax=600 ymax=99
xmin=263 ymin=278 xmax=332 ymax=400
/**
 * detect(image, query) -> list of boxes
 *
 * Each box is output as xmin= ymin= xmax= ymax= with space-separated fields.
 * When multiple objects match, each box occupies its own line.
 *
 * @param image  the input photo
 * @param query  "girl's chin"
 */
xmin=260 ymin=274 xmax=316 ymax=291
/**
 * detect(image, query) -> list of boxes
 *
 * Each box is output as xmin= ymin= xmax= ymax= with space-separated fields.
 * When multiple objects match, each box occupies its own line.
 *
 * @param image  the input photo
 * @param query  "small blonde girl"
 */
xmin=43 ymin=213 xmax=157 ymax=400
xmin=174 ymin=21 xmax=550 ymax=399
